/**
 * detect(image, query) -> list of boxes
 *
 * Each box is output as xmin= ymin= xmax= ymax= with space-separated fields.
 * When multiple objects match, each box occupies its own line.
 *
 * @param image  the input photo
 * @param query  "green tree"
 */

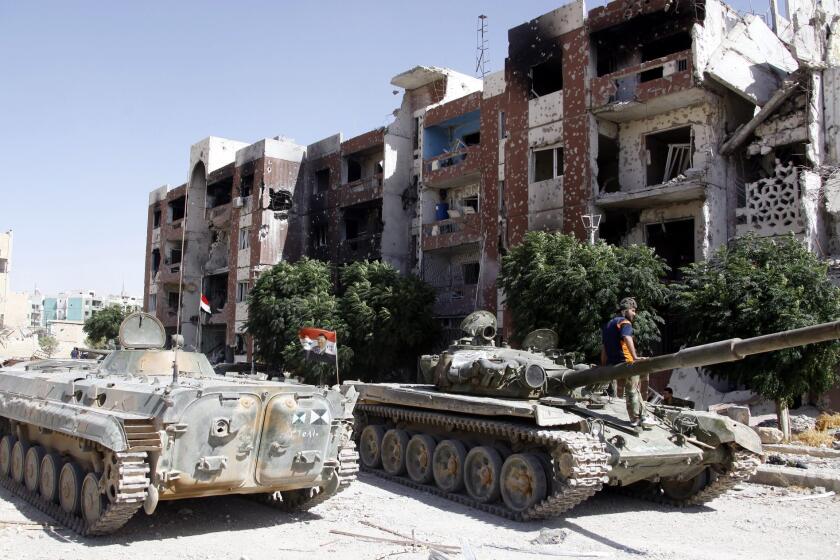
xmin=83 ymin=305 xmax=128 ymax=346
xmin=671 ymin=234 xmax=840 ymax=436
xmin=498 ymin=232 xmax=670 ymax=359
xmin=38 ymin=334 xmax=58 ymax=358
xmin=245 ymin=258 xmax=347 ymax=383
xmin=339 ymin=260 xmax=439 ymax=381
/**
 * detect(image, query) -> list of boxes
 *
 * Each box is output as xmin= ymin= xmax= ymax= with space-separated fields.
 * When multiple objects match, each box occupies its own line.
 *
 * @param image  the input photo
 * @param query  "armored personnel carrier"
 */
xmin=349 ymin=311 xmax=840 ymax=520
xmin=0 ymin=313 xmax=358 ymax=535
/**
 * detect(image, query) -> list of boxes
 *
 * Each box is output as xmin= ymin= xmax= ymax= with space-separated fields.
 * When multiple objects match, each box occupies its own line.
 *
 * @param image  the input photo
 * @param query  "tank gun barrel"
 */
xmin=561 ymin=319 xmax=840 ymax=389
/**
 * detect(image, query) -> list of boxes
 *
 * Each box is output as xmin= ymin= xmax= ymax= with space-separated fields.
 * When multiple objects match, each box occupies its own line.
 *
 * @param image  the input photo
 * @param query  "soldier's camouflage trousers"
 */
xmin=625 ymin=375 xmax=643 ymax=420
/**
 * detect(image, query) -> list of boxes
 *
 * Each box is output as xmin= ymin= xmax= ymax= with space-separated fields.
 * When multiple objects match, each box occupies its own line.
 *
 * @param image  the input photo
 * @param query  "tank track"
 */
xmin=0 ymin=450 xmax=149 ymax=536
xmin=356 ymin=404 xmax=610 ymax=521
xmin=259 ymin=425 xmax=359 ymax=512
xmin=621 ymin=447 xmax=762 ymax=507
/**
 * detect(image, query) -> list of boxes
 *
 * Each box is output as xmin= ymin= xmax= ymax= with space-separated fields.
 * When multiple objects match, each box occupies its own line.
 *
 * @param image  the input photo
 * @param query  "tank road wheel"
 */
xmin=463 ymin=446 xmax=503 ymax=503
xmin=81 ymin=473 xmax=106 ymax=525
xmin=432 ymin=439 xmax=467 ymax=493
xmin=0 ymin=435 xmax=16 ymax=478
xmin=381 ymin=429 xmax=410 ymax=476
xmin=660 ymin=469 xmax=712 ymax=502
xmin=500 ymin=453 xmax=548 ymax=513
xmin=58 ymin=462 xmax=84 ymax=515
xmin=23 ymin=446 xmax=45 ymax=492
xmin=11 ymin=440 xmax=29 ymax=483
xmin=39 ymin=454 xmax=62 ymax=503
xmin=405 ymin=434 xmax=436 ymax=484
xmin=359 ymin=425 xmax=386 ymax=469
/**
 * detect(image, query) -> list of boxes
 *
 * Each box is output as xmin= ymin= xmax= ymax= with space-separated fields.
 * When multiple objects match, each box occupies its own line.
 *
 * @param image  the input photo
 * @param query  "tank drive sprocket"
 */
xmin=355 ymin=404 xmax=610 ymax=521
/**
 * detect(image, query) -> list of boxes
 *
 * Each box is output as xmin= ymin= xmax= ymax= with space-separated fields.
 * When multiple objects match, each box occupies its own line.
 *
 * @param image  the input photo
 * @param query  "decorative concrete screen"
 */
xmin=736 ymin=160 xmax=804 ymax=237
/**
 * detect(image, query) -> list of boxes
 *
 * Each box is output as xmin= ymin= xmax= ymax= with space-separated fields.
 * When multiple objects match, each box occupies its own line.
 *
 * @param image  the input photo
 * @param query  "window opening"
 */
xmin=207 ymin=177 xmax=233 ymax=208
xmin=315 ymin=168 xmax=331 ymax=192
xmin=533 ymin=147 xmax=564 ymax=182
xmin=151 ymin=249 xmax=161 ymax=274
xmin=645 ymin=126 xmax=692 ymax=185
xmin=529 ymin=57 xmax=563 ymax=98
xmin=597 ymin=134 xmax=621 ymax=193
xmin=347 ymin=159 xmax=362 ymax=183
xmin=168 ymin=197 xmax=185 ymax=222
xmin=463 ymin=263 xmax=480 ymax=285
xmin=236 ymin=281 xmax=249 ymax=303
xmin=238 ymin=228 xmax=250 ymax=250
xmin=153 ymin=209 xmax=161 ymax=228
xmin=645 ymin=219 xmax=695 ymax=281
xmin=240 ymin=173 xmax=254 ymax=198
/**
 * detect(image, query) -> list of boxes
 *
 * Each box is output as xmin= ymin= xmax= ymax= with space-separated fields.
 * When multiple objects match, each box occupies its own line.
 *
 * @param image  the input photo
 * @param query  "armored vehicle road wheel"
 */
xmin=405 ymin=434 xmax=436 ymax=484
xmin=359 ymin=425 xmax=386 ymax=468
xmin=432 ymin=439 xmax=467 ymax=493
xmin=381 ymin=429 xmax=409 ymax=476
xmin=39 ymin=453 xmax=62 ymax=503
xmin=660 ymin=469 xmax=712 ymax=502
xmin=11 ymin=440 xmax=29 ymax=483
xmin=23 ymin=446 xmax=45 ymax=493
xmin=463 ymin=446 xmax=503 ymax=503
xmin=81 ymin=473 xmax=105 ymax=524
xmin=58 ymin=462 xmax=84 ymax=515
xmin=0 ymin=435 xmax=15 ymax=477
xmin=500 ymin=453 xmax=548 ymax=512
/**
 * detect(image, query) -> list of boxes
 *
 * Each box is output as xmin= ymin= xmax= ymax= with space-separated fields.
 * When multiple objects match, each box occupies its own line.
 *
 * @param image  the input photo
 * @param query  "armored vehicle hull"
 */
xmin=0 ymin=314 xmax=358 ymax=535
xmin=347 ymin=313 xmax=840 ymax=520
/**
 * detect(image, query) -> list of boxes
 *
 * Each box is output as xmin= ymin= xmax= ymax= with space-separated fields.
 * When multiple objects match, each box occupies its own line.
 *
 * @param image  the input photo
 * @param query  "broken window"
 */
xmin=646 ymin=219 xmax=695 ymax=281
xmin=240 ymin=173 xmax=254 ymax=198
xmin=153 ymin=209 xmax=161 ymax=229
xmin=234 ymin=334 xmax=245 ymax=354
xmin=640 ymin=33 xmax=692 ymax=63
xmin=236 ymin=281 xmax=249 ymax=303
xmin=498 ymin=111 xmax=506 ymax=140
xmin=167 ymin=292 xmax=180 ymax=312
xmin=151 ymin=249 xmax=161 ymax=274
xmin=313 ymin=224 xmax=328 ymax=248
xmin=462 ymin=195 xmax=479 ymax=214
xmin=168 ymin=197 xmax=185 ymax=222
xmin=207 ymin=177 xmax=233 ymax=208
xmin=147 ymin=294 xmax=157 ymax=313
xmin=168 ymin=248 xmax=182 ymax=265
xmin=238 ymin=228 xmax=250 ymax=251
xmin=529 ymin=56 xmax=563 ymax=98
xmin=413 ymin=117 xmax=420 ymax=151
xmin=463 ymin=262 xmax=480 ymax=285
xmin=533 ymin=146 xmax=564 ymax=182
xmin=204 ymin=273 xmax=228 ymax=311
xmin=347 ymin=159 xmax=362 ymax=183
xmin=597 ymin=134 xmax=621 ymax=193
xmin=268 ymin=189 xmax=292 ymax=213
xmin=462 ymin=132 xmax=480 ymax=146
xmin=645 ymin=126 xmax=692 ymax=186
xmin=315 ymin=168 xmax=331 ymax=192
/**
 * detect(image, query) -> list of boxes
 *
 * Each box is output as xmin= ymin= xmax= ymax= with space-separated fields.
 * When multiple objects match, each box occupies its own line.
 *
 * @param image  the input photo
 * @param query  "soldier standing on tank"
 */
xmin=601 ymin=297 xmax=653 ymax=427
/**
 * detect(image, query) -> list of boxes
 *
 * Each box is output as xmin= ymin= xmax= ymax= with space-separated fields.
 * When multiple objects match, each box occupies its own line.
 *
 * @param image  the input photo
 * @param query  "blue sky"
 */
xmin=0 ymin=0 xmax=771 ymax=297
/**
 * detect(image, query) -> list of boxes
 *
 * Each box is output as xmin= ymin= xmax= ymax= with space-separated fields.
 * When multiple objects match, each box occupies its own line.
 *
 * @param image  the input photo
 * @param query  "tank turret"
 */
xmin=422 ymin=311 xmax=840 ymax=399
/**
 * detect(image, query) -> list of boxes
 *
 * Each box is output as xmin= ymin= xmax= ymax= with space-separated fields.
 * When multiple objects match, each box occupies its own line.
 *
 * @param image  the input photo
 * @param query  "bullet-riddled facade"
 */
xmin=144 ymin=0 xmax=840 ymax=364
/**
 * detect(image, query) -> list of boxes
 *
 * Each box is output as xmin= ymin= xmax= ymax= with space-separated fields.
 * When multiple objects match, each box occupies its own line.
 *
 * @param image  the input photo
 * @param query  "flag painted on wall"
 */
xmin=298 ymin=327 xmax=337 ymax=363
xmin=200 ymin=294 xmax=211 ymax=314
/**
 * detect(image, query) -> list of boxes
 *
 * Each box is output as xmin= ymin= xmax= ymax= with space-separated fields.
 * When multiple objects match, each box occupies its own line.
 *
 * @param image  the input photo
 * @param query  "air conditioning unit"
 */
xmin=233 ymin=197 xmax=244 ymax=208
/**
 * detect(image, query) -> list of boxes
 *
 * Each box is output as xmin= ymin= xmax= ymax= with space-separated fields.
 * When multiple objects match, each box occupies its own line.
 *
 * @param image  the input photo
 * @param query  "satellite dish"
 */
xmin=522 ymin=329 xmax=559 ymax=353
xmin=119 ymin=312 xmax=167 ymax=350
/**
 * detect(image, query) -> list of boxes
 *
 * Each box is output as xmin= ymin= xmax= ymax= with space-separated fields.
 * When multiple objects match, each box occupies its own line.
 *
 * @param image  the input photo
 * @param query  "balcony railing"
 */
xmin=423 ymin=144 xmax=481 ymax=177
xmin=422 ymin=213 xmax=480 ymax=251
xmin=591 ymin=49 xmax=693 ymax=108
xmin=338 ymin=174 xmax=384 ymax=207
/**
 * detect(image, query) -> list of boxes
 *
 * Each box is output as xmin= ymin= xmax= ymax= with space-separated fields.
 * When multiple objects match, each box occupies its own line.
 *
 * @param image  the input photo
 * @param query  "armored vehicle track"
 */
xmin=355 ymin=404 xmax=610 ymax=521
xmin=0 ymin=435 xmax=149 ymax=536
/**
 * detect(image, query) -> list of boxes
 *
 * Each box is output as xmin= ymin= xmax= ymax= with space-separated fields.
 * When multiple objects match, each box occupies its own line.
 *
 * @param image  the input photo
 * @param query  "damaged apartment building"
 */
xmin=144 ymin=0 xmax=840 ymax=362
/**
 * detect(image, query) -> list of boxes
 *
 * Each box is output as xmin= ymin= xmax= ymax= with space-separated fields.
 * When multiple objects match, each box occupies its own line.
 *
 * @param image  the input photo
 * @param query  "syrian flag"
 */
xmin=299 ymin=327 xmax=337 ymax=364
xmin=200 ymin=294 xmax=212 ymax=314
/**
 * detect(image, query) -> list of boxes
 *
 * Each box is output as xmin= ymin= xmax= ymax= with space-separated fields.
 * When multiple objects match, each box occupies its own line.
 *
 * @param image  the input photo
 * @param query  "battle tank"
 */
xmin=0 ymin=312 xmax=359 ymax=535
xmin=348 ymin=311 xmax=840 ymax=520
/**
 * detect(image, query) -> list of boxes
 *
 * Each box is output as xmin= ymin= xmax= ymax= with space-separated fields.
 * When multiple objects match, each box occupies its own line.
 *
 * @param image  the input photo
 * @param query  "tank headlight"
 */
xmin=524 ymin=364 xmax=547 ymax=388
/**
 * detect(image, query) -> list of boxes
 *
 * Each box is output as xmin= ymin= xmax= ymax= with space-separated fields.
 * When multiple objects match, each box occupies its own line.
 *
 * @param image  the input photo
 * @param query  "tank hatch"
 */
xmin=522 ymin=329 xmax=559 ymax=353
xmin=460 ymin=310 xmax=497 ymax=339
xmin=119 ymin=312 xmax=167 ymax=349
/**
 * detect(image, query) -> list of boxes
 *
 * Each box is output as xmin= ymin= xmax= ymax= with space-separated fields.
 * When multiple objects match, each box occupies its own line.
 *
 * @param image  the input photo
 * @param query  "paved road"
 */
xmin=0 ymin=474 xmax=837 ymax=560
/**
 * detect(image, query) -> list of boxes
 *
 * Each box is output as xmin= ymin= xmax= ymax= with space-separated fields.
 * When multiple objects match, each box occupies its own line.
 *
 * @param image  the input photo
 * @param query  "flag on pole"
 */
xmin=200 ymin=294 xmax=212 ymax=314
xmin=299 ymin=327 xmax=337 ymax=364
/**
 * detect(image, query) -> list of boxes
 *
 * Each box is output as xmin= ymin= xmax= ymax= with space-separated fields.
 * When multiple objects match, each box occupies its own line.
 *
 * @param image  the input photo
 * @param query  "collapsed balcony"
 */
xmin=423 ymin=110 xmax=481 ymax=186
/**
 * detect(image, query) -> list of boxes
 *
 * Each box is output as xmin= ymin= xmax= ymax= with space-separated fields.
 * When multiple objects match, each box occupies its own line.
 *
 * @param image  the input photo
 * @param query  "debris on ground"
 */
xmin=767 ymin=454 xmax=809 ymax=469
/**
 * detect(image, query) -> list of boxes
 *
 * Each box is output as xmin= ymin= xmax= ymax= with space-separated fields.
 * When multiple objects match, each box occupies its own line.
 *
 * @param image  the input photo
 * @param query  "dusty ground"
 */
xmin=0 ymin=474 xmax=838 ymax=560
